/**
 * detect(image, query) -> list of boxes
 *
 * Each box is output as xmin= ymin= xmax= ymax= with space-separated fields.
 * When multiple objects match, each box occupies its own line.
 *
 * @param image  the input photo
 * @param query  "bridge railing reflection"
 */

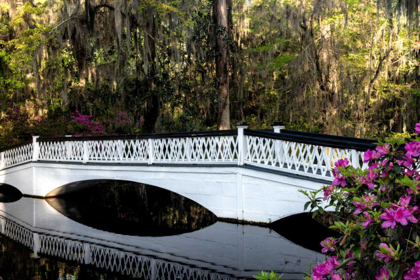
xmin=0 ymin=216 xmax=234 ymax=280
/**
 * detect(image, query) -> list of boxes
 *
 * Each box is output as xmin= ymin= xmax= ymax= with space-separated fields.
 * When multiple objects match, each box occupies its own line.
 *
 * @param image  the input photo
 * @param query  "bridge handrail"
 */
xmin=36 ymin=129 xmax=238 ymax=142
xmin=244 ymin=130 xmax=377 ymax=151
xmin=0 ymin=124 xmax=381 ymax=180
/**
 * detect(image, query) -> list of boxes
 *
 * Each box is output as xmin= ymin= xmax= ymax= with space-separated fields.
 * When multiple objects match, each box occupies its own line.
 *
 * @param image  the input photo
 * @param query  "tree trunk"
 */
xmin=214 ymin=0 xmax=230 ymax=130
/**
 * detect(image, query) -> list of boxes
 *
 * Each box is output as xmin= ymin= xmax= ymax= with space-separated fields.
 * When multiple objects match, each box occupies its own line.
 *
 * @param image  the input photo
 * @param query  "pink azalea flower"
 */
xmin=323 ymin=185 xmax=334 ymax=201
xmin=406 ymin=141 xmax=420 ymax=158
xmin=376 ymin=268 xmax=390 ymax=280
xmin=320 ymin=238 xmax=338 ymax=253
xmin=405 ymin=261 xmax=420 ymax=280
xmin=380 ymin=208 xmax=397 ymax=229
xmin=416 ymin=123 xmax=420 ymax=134
xmin=376 ymin=144 xmax=390 ymax=158
xmin=399 ymin=196 xmax=412 ymax=207
xmin=353 ymin=201 xmax=366 ymax=214
xmin=376 ymin=243 xmax=395 ymax=262
xmin=333 ymin=175 xmax=347 ymax=187
xmin=362 ymin=211 xmax=374 ymax=227
xmin=364 ymin=149 xmax=376 ymax=163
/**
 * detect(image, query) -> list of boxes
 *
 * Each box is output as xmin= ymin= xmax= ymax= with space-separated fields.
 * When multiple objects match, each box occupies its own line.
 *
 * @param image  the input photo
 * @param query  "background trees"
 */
xmin=0 ymin=0 xmax=419 ymax=145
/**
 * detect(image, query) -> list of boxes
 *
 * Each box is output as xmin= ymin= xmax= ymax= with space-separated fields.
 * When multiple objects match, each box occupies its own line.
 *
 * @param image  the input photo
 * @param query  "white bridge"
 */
xmin=0 ymin=122 xmax=375 ymax=223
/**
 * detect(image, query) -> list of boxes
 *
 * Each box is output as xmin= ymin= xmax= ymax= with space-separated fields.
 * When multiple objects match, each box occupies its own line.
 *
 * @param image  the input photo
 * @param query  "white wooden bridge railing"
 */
xmin=0 ymin=122 xmax=376 ymax=180
xmin=0 ymin=216 xmax=234 ymax=280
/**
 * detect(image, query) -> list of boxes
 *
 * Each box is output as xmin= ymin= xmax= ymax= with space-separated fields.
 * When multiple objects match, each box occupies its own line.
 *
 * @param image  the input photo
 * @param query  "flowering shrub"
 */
xmin=301 ymin=123 xmax=420 ymax=279
xmin=69 ymin=111 xmax=104 ymax=136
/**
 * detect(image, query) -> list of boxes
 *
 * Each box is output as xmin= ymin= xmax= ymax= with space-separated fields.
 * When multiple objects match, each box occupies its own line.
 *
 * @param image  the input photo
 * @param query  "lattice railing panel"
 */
xmin=0 ymin=217 xmax=33 ymax=248
xmin=88 ymin=140 xmax=121 ymax=161
xmin=90 ymin=245 xmax=152 ymax=278
xmin=39 ymin=141 xmax=84 ymax=161
xmin=245 ymin=136 xmax=366 ymax=178
xmin=153 ymin=136 xmax=238 ymax=163
xmin=39 ymin=235 xmax=85 ymax=263
xmin=121 ymin=139 xmax=149 ymax=162
xmin=3 ymin=143 xmax=33 ymax=168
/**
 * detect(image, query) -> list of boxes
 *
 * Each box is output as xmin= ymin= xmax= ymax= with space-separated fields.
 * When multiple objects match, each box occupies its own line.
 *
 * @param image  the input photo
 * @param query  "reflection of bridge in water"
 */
xmin=1 ymin=198 xmax=323 ymax=279
xmin=0 ymin=123 xmax=375 ymax=223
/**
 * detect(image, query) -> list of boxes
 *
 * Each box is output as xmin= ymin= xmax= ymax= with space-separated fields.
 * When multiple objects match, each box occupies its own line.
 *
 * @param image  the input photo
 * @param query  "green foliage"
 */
xmin=254 ymin=271 xmax=282 ymax=280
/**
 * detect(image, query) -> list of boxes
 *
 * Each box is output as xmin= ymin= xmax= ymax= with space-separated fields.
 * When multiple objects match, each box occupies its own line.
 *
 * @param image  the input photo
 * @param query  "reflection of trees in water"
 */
xmin=47 ymin=180 xmax=217 ymax=236
xmin=0 ymin=236 xmax=134 ymax=280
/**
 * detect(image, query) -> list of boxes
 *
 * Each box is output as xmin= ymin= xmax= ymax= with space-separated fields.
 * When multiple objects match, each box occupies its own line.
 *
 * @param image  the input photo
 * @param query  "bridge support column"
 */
xmin=237 ymin=122 xmax=249 ymax=166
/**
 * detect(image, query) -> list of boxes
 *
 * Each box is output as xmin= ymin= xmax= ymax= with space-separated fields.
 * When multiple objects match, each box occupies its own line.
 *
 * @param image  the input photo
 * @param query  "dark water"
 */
xmin=0 ymin=181 xmax=332 ymax=280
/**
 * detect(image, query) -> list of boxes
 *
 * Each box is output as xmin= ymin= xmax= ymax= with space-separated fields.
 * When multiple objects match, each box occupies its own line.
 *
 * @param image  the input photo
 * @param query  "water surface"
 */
xmin=0 ymin=181 xmax=329 ymax=279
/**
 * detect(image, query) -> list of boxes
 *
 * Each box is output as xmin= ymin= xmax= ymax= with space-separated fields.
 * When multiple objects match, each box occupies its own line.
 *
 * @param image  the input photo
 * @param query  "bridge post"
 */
xmin=32 ymin=135 xmax=40 ymax=161
xmin=0 ymin=152 xmax=4 ymax=170
xmin=32 ymin=233 xmax=40 ymax=259
xmin=351 ymin=150 xmax=360 ymax=169
xmin=237 ymin=122 xmax=249 ymax=166
xmin=83 ymin=141 xmax=89 ymax=163
xmin=272 ymin=122 xmax=285 ymax=167
xmin=83 ymin=243 xmax=91 ymax=264
xmin=148 ymin=138 xmax=154 ymax=165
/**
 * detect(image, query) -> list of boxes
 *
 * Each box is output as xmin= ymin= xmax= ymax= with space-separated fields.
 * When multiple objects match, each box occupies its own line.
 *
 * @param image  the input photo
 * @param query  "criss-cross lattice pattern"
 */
xmin=245 ymin=136 xmax=366 ymax=178
xmin=0 ymin=215 xmax=235 ymax=280
xmin=153 ymin=136 xmax=238 ymax=163
xmin=39 ymin=235 xmax=85 ymax=263
xmin=0 ymin=217 xmax=33 ymax=247
xmin=120 ymin=139 xmax=149 ymax=162
xmin=39 ymin=141 xmax=84 ymax=161
xmin=90 ymin=245 xmax=152 ymax=278
xmin=2 ymin=143 xmax=33 ymax=167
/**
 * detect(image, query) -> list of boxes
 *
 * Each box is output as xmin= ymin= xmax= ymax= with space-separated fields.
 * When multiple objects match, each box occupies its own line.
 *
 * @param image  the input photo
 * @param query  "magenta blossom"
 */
xmin=406 ymin=141 xmax=420 ymax=158
xmin=321 ymin=238 xmax=338 ymax=253
xmin=376 ymin=144 xmax=390 ymax=158
xmin=362 ymin=211 xmax=374 ymax=227
xmin=376 ymin=268 xmax=390 ymax=280
xmin=376 ymin=243 xmax=395 ymax=262
xmin=405 ymin=261 xmax=420 ymax=280
xmin=333 ymin=175 xmax=347 ymax=187
xmin=323 ymin=185 xmax=334 ymax=201
xmin=380 ymin=206 xmax=418 ymax=229
xmin=364 ymin=149 xmax=376 ymax=163
xmin=311 ymin=257 xmax=340 ymax=279
xmin=416 ymin=123 xmax=420 ymax=134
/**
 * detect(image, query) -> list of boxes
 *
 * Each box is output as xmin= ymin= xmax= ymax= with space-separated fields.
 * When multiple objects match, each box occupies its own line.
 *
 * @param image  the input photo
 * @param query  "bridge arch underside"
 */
xmin=0 ymin=162 xmax=326 ymax=223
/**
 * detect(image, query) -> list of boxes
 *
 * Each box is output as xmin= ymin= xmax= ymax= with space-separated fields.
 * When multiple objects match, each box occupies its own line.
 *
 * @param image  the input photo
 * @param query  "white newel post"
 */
xmin=118 ymin=140 xmax=123 ymax=161
xmin=272 ymin=121 xmax=285 ymax=166
xmin=352 ymin=150 xmax=360 ymax=169
xmin=33 ymin=233 xmax=40 ymax=259
xmin=83 ymin=243 xmax=91 ymax=264
xmin=186 ymin=138 xmax=192 ymax=162
xmin=148 ymin=138 xmax=154 ymax=165
xmin=237 ymin=122 xmax=249 ymax=166
xmin=83 ymin=141 xmax=89 ymax=163
xmin=32 ymin=136 xmax=40 ymax=161
xmin=0 ymin=152 xmax=5 ymax=170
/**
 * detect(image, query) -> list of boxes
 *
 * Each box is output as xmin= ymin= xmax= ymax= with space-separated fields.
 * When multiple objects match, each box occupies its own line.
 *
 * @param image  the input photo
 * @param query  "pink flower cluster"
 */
xmin=379 ymin=199 xmax=418 ymax=229
xmin=311 ymin=257 xmax=341 ymax=280
xmin=321 ymin=238 xmax=338 ymax=253
xmin=376 ymin=268 xmax=390 ymax=280
xmin=405 ymin=261 xmax=420 ymax=279
xmin=70 ymin=111 xmax=104 ymax=136
xmin=332 ymin=159 xmax=350 ymax=187
xmin=376 ymin=243 xmax=395 ymax=262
